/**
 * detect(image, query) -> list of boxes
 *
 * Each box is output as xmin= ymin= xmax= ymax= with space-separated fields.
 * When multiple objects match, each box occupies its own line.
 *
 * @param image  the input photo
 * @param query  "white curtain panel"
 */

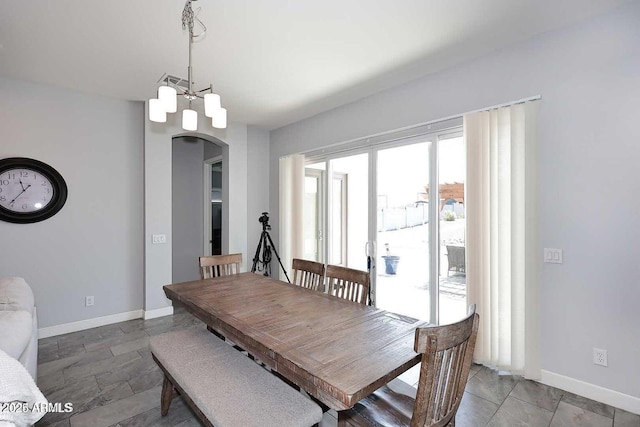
xmin=278 ymin=154 xmax=305 ymax=281
xmin=465 ymin=100 xmax=540 ymax=379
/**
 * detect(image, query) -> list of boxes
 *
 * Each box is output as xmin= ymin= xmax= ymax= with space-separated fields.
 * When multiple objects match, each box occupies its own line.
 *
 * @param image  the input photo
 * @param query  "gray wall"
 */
xmin=144 ymin=116 xmax=248 ymax=313
xmin=247 ymin=126 xmax=271 ymax=272
xmin=204 ymin=141 xmax=222 ymax=161
xmin=269 ymin=3 xmax=640 ymax=399
xmin=0 ymin=76 xmax=144 ymax=328
xmin=171 ymin=137 xmax=204 ymax=283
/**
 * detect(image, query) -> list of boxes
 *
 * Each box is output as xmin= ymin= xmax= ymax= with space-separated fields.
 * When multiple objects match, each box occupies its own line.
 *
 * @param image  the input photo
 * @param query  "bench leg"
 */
xmin=161 ymin=374 xmax=174 ymax=416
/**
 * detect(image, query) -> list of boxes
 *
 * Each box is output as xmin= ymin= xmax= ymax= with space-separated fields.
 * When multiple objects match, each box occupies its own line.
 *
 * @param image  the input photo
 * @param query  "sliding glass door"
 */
xmin=301 ymin=125 xmax=465 ymax=324
xmin=437 ymin=135 xmax=467 ymax=325
xmin=376 ymin=142 xmax=431 ymax=321
xmin=304 ymin=154 xmax=369 ymax=271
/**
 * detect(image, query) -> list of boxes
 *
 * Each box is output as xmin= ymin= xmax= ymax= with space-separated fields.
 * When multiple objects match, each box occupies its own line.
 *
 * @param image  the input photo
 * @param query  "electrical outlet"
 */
xmin=85 ymin=296 xmax=95 ymax=307
xmin=593 ymin=348 xmax=608 ymax=367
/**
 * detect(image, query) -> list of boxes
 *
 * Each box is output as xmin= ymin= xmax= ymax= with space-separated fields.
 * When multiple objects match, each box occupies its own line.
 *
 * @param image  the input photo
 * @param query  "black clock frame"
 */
xmin=0 ymin=157 xmax=68 ymax=224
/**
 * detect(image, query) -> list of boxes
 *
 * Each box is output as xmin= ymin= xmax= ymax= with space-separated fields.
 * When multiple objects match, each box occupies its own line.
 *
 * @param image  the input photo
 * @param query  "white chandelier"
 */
xmin=149 ymin=0 xmax=226 ymax=130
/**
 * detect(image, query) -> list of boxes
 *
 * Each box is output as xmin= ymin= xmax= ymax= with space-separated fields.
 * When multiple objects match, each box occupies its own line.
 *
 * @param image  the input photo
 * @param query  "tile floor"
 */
xmin=35 ymin=307 xmax=639 ymax=427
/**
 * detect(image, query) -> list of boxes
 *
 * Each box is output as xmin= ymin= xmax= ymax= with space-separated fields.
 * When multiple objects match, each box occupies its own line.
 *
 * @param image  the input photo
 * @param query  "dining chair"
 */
xmin=325 ymin=264 xmax=370 ymax=305
xmin=291 ymin=258 xmax=325 ymax=291
xmin=341 ymin=305 xmax=480 ymax=427
xmin=199 ymin=253 xmax=242 ymax=279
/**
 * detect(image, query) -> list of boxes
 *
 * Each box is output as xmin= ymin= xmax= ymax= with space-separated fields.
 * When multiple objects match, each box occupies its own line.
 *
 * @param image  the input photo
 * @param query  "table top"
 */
xmin=163 ymin=272 xmax=427 ymax=410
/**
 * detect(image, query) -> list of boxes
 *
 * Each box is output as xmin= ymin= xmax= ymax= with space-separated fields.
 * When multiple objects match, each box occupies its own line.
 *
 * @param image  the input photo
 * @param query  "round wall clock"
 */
xmin=0 ymin=157 xmax=68 ymax=224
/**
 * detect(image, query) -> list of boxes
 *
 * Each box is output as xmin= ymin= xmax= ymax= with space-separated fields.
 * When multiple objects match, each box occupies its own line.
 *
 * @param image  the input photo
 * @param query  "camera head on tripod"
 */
xmin=258 ymin=212 xmax=271 ymax=231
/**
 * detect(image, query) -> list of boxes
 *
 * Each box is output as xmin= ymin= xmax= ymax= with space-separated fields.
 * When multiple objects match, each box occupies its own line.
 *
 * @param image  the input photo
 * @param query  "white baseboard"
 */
xmin=143 ymin=306 xmax=174 ymax=320
xmin=38 ymin=309 xmax=144 ymax=339
xmin=541 ymin=370 xmax=640 ymax=415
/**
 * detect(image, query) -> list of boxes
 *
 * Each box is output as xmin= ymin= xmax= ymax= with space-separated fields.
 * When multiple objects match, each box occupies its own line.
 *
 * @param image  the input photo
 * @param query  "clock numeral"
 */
xmin=22 ymin=204 xmax=28 ymax=210
xmin=0 ymin=180 xmax=8 ymax=186
xmin=6 ymin=173 xmax=15 ymax=180
xmin=20 ymin=171 xmax=29 ymax=178
xmin=44 ymin=188 xmax=50 ymax=194
xmin=41 ymin=181 xmax=48 ymax=186
xmin=0 ymin=196 xmax=5 ymax=202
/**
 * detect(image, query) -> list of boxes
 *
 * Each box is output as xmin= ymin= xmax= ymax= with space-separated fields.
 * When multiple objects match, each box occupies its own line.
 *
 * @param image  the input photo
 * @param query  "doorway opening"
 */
xmin=171 ymin=136 xmax=223 ymax=283
xmin=209 ymin=160 xmax=222 ymax=255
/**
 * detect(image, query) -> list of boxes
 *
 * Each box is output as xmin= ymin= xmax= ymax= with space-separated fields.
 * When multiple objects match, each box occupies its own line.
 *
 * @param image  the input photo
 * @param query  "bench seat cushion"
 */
xmin=150 ymin=327 xmax=322 ymax=427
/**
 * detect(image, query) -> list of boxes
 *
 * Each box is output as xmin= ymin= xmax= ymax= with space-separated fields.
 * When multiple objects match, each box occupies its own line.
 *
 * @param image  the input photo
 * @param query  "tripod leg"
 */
xmin=261 ymin=233 xmax=270 ymax=276
xmin=264 ymin=231 xmax=291 ymax=283
xmin=251 ymin=231 xmax=264 ymax=273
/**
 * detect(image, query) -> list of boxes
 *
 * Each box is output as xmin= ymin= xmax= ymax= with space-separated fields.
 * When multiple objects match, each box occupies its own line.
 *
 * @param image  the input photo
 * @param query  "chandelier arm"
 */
xmin=151 ymin=0 xmax=225 ymax=129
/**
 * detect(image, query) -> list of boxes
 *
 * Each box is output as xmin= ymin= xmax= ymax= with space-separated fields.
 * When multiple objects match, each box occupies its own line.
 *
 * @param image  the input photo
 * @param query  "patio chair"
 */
xmin=341 ymin=305 xmax=479 ymax=427
xmin=445 ymin=245 xmax=465 ymax=276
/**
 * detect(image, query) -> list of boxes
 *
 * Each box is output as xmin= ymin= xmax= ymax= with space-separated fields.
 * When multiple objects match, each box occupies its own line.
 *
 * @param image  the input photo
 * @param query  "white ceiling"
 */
xmin=0 ymin=0 xmax=629 ymax=129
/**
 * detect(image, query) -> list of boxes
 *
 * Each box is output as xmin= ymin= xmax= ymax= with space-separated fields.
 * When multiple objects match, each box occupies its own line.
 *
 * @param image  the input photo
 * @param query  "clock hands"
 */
xmin=8 ymin=184 xmax=31 ymax=207
xmin=19 ymin=179 xmax=26 ymax=191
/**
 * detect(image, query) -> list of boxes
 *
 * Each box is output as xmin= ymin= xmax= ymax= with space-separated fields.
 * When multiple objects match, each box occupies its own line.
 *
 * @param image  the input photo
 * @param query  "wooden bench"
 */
xmin=149 ymin=327 xmax=323 ymax=427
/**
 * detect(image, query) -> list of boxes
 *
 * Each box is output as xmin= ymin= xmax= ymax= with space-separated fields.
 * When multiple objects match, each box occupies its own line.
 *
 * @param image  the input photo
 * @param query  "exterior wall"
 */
xmin=269 ymin=2 xmax=640 ymax=401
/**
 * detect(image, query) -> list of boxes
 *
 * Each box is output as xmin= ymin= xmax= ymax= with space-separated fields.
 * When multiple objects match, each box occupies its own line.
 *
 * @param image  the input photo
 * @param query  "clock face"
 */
xmin=0 ymin=168 xmax=56 ymax=213
xmin=0 ymin=158 xmax=67 ymax=224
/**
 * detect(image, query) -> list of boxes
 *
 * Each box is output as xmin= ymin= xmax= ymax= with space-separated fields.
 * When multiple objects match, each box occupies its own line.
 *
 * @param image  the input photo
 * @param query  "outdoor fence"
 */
xmin=378 ymin=202 xmax=465 ymax=232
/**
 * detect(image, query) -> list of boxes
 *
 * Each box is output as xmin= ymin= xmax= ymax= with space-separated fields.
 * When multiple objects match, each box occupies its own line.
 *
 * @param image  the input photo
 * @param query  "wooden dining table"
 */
xmin=163 ymin=272 xmax=428 ymax=424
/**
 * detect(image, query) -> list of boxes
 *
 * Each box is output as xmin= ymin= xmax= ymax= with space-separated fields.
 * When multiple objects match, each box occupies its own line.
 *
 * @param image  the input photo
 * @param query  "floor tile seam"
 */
xmin=483 ymin=394 xmax=554 ymax=427
xmin=96 ymin=373 xmax=139 ymax=393
xmin=612 ymin=408 xmax=640 ymax=425
xmin=83 ymin=330 xmax=148 ymax=353
xmin=464 ymin=376 xmax=519 ymax=406
xmin=62 ymin=352 xmax=142 ymax=383
xmin=549 ymin=388 xmax=566 ymax=413
xmin=463 ymin=390 xmax=505 ymax=410
xmin=560 ymin=393 xmax=616 ymax=419
xmin=508 ymin=394 xmax=556 ymax=416
xmin=483 ymin=394 xmax=509 ymax=427
xmin=464 ymin=388 xmax=503 ymax=405
xmin=557 ymin=400 xmax=616 ymax=421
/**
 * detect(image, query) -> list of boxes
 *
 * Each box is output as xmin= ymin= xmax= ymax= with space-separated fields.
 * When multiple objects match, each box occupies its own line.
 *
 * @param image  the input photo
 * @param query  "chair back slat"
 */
xmin=199 ymin=254 xmax=242 ymax=279
xmin=411 ymin=305 xmax=479 ymax=427
xmin=325 ymin=265 xmax=369 ymax=305
xmin=292 ymin=259 xmax=325 ymax=291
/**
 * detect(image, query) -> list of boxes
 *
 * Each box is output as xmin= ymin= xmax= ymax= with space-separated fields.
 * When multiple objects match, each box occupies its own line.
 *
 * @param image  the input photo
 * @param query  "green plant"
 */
xmin=443 ymin=211 xmax=457 ymax=221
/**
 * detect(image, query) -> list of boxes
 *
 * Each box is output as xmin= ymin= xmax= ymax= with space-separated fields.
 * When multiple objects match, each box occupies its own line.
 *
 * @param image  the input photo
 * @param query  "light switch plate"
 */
xmin=544 ymin=248 xmax=563 ymax=264
xmin=152 ymin=234 xmax=167 ymax=244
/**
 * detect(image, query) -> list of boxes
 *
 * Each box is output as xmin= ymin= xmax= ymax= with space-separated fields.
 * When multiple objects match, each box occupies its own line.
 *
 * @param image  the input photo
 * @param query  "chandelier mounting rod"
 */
xmin=149 ymin=0 xmax=226 ymax=130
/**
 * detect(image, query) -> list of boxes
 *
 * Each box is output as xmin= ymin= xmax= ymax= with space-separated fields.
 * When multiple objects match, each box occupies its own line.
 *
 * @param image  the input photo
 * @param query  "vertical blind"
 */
xmin=465 ymin=100 xmax=540 ymax=378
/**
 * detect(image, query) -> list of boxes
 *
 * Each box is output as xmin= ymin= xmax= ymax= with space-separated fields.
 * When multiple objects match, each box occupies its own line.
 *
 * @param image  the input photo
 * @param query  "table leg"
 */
xmin=337 ymin=410 xmax=350 ymax=426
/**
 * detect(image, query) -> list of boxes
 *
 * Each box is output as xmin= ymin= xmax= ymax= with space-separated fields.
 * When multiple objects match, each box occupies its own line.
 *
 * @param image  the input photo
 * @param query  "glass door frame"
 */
xmin=305 ymin=124 xmax=462 ymax=325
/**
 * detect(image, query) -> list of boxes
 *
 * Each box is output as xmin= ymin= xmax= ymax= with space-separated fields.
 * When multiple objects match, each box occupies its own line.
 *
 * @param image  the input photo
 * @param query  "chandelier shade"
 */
xmin=204 ymin=93 xmax=221 ymax=118
xmin=212 ymin=107 xmax=227 ymax=129
xmin=158 ymin=86 xmax=177 ymax=114
xmin=182 ymin=109 xmax=198 ymax=131
xmin=149 ymin=98 xmax=167 ymax=123
xmin=148 ymin=0 xmax=227 ymax=130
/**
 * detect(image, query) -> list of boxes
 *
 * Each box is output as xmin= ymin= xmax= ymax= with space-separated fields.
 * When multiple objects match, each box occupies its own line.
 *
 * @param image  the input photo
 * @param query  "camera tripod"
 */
xmin=251 ymin=212 xmax=291 ymax=283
